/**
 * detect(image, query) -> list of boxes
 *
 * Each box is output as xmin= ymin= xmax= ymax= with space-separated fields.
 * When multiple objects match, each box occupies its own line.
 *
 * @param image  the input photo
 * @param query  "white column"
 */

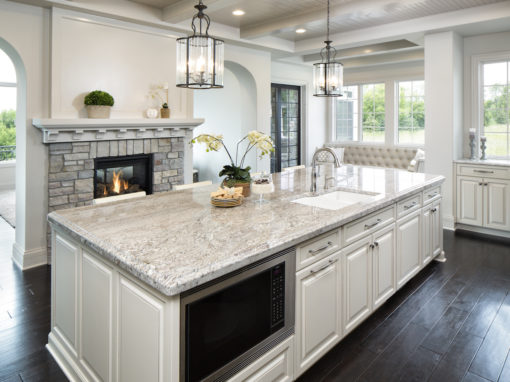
xmin=424 ymin=31 xmax=464 ymax=230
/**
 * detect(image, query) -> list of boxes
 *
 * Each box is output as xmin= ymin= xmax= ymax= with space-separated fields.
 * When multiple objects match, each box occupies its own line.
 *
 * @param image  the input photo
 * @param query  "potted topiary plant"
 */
xmin=84 ymin=90 xmax=114 ymax=118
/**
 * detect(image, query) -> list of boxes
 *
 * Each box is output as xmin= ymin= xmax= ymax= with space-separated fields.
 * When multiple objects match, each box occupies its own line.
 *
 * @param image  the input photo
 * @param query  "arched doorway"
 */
xmin=0 ymin=48 xmax=17 ymax=230
xmin=192 ymin=61 xmax=258 ymax=183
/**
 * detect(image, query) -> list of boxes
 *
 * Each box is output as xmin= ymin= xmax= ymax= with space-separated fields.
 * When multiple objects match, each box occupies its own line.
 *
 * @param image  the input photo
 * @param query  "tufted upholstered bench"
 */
xmin=320 ymin=143 xmax=425 ymax=172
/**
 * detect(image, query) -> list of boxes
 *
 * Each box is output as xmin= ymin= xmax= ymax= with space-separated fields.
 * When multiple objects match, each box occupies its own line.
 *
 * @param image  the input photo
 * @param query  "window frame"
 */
xmin=473 ymin=52 xmax=510 ymax=159
xmin=396 ymin=79 xmax=425 ymax=147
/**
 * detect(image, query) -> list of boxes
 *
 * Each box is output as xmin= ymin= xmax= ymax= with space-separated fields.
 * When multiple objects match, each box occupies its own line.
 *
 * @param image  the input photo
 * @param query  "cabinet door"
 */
xmin=422 ymin=206 xmax=433 ymax=265
xmin=373 ymin=224 xmax=396 ymax=309
xmin=457 ymin=176 xmax=483 ymax=226
xmin=431 ymin=200 xmax=443 ymax=257
xmin=396 ymin=210 xmax=421 ymax=289
xmin=295 ymin=253 xmax=342 ymax=377
xmin=343 ymin=237 xmax=372 ymax=335
xmin=485 ymin=179 xmax=510 ymax=231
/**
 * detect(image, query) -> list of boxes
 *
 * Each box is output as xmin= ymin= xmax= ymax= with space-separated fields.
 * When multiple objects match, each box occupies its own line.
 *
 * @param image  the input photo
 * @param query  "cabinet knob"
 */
xmin=374 ymin=242 xmax=379 ymax=247
xmin=369 ymin=244 xmax=375 ymax=249
xmin=431 ymin=208 xmax=437 ymax=213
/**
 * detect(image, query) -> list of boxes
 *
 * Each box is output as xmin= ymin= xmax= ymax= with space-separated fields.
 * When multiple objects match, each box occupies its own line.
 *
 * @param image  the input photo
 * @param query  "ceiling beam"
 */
xmin=240 ymin=0 xmax=426 ymax=39
xmin=162 ymin=0 xmax=239 ymax=24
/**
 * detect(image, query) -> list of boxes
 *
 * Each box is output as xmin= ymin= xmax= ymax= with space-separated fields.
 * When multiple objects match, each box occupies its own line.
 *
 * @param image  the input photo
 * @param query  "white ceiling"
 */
xmin=129 ymin=0 xmax=509 ymax=41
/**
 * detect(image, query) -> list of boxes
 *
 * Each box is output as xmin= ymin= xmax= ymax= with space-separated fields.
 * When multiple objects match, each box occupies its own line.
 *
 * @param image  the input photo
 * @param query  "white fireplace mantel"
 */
xmin=32 ymin=118 xmax=204 ymax=143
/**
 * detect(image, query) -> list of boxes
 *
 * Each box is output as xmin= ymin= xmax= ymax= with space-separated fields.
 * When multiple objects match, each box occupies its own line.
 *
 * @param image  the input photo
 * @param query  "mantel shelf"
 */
xmin=32 ymin=118 xmax=204 ymax=144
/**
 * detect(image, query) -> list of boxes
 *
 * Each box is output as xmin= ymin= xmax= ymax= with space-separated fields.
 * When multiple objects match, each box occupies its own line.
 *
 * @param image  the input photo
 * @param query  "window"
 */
xmin=335 ymin=86 xmax=358 ymax=141
xmin=362 ymin=84 xmax=385 ymax=142
xmin=0 ymin=49 xmax=16 ymax=161
xmin=482 ymin=60 xmax=510 ymax=158
xmin=398 ymin=80 xmax=425 ymax=145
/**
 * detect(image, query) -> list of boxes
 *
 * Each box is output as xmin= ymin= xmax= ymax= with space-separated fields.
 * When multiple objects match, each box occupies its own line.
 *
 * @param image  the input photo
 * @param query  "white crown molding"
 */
xmin=32 ymin=118 xmax=204 ymax=143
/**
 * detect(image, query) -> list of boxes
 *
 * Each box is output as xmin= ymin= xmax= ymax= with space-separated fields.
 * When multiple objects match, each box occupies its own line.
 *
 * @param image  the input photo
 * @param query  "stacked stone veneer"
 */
xmin=47 ymin=138 xmax=185 ymax=259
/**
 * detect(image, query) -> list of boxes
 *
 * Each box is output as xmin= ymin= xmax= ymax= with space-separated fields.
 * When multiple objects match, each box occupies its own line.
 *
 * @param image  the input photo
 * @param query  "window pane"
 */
xmin=0 ymin=87 xmax=17 ymax=112
xmin=482 ymin=61 xmax=510 ymax=157
xmin=362 ymin=83 xmax=385 ymax=142
xmin=335 ymin=85 xmax=358 ymax=141
xmin=0 ymin=50 xmax=16 ymax=83
xmin=398 ymin=80 xmax=425 ymax=145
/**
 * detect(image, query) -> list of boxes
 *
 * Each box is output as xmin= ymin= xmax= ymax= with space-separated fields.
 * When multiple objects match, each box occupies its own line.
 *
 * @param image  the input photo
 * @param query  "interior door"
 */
xmin=271 ymin=84 xmax=301 ymax=173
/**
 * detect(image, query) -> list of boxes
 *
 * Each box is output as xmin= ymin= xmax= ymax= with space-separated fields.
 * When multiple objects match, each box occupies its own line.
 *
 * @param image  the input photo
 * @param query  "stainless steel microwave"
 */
xmin=180 ymin=247 xmax=296 ymax=382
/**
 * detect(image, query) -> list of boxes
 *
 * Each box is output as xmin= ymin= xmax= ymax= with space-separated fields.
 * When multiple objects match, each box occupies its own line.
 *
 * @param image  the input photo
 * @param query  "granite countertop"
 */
xmin=48 ymin=165 xmax=445 ymax=297
xmin=454 ymin=159 xmax=510 ymax=167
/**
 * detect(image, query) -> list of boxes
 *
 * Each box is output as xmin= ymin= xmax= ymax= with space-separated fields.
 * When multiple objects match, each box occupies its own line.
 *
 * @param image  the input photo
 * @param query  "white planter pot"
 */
xmin=87 ymin=105 xmax=111 ymax=119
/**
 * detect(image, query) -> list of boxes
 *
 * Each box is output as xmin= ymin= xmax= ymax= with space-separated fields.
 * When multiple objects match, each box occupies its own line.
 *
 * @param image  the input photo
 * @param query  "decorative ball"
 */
xmin=146 ymin=108 xmax=158 ymax=119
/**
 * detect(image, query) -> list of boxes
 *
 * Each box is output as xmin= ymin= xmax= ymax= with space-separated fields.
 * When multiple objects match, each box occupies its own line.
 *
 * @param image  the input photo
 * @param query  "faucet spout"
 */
xmin=310 ymin=148 xmax=342 ymax=193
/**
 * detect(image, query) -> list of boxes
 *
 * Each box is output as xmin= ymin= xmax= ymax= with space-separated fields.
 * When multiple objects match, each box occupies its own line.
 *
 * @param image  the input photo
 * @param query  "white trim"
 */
xmin=0 ymin=81 xmax=16 ymax=87
xmin=11 ymin=242 xmax=48 ymax=270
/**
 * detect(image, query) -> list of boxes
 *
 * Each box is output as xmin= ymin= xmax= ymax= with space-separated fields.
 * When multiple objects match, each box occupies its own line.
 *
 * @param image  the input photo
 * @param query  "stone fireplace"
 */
xmin=33 ymin=118 xmax=204 ymax=260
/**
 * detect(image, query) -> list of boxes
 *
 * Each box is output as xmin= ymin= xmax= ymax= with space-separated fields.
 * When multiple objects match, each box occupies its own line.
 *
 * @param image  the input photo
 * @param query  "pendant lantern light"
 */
xmin=313 ymin=0 xmax=343 ymax=97
xmin=176 ymin=0 xmax=224 ymax=89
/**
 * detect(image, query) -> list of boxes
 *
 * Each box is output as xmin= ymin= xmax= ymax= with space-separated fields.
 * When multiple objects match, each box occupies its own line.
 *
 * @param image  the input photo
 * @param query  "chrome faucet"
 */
xmin=310 ymin=148 xmax=341 ymax=193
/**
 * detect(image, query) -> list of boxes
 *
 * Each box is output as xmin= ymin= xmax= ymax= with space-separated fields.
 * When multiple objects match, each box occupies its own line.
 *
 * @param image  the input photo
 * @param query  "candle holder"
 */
xmin=480 ymin=137 xmax=487 ymax=160
xmin=469 ymin=134 xmax=476 ymax=160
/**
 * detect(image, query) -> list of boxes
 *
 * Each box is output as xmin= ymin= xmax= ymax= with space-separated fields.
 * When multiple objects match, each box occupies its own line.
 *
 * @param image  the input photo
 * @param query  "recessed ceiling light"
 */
xmin=232 ymin=9 xmax=245 ymax=16
xmin=296 ymin=28 xmax=307 ymax=34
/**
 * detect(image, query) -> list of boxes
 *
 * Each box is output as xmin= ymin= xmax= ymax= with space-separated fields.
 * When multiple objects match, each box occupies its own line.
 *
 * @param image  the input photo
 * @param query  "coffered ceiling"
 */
xmin=129 ymin=0 xmax=509 ymax=41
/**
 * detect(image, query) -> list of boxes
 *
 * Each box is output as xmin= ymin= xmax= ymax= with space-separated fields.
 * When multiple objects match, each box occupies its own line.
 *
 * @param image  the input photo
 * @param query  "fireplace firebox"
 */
xmin=94 ymin=154 xmax=153 ymax=199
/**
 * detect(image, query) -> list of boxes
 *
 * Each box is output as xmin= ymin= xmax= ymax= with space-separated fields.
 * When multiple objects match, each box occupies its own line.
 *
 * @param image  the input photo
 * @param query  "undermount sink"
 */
xmin=292 ymin=190 xmax=380 ymax=211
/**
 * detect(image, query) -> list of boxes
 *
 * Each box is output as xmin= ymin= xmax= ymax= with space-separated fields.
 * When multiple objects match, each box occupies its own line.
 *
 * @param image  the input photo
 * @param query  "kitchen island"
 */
xmin=47 ymin=165 xmax=445 ymax=382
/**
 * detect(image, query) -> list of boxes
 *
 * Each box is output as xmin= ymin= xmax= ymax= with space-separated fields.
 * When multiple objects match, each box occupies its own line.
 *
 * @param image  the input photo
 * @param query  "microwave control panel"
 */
xmin=271 ymin=264 xmax=285 ymax=327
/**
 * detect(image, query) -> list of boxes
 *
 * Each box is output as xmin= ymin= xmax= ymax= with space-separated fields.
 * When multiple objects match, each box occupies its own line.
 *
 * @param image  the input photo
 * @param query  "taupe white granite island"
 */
xmin=47 ymin=165 xmax=445 ymax=382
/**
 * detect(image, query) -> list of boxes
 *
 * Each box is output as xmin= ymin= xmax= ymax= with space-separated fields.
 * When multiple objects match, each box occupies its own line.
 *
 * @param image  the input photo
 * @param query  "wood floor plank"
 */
xmin=396 ymin=346 xmax=442 ymax=382
xmin=469 ymin=294 xmax=510 ymax=381
xmin=463 ymin=372 xmax=492 ymax=382
xmin=498 ymin=351 xmax=510 ymax=382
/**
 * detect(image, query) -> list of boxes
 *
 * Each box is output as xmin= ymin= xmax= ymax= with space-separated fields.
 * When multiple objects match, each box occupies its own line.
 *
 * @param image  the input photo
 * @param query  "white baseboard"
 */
xmin=12 ymin=242 xmax=48 ymax=270
xmin=455 ymin=223 xmax=510 ymax=239
xmin=443 ymin=215 xmax=455 ymax=231
xmin=47 ymin=333 xmax=84 ymax=382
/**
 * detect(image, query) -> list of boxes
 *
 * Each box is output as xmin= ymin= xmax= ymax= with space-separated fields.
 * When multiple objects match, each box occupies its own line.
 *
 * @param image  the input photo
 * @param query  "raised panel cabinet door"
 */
xmin=54 ymin=234 xmax=79 ymax=355
xmin=457 ymin=176 xmax=483 ymax=226
xmin=422 ymin=207 xmax=433 ymax=265
xmin=295 ymin=253 xmax=341 ymax=377
xmin=343 ymin=237 xmax=372 ymax=335
xmin=431 ymin=200 xmax=443 ymax=257
xmin=81 ymin=252 xmax=113 ymax=382
xmin=396 ymin=210 xmax=421 ymax=289
xmin=372 ymin=224 xmax=396 ymax=309
xmin=118 ymin=277 xmax=164 ymax=382
xmin=485 ymin=179 xmax=510 ymax=231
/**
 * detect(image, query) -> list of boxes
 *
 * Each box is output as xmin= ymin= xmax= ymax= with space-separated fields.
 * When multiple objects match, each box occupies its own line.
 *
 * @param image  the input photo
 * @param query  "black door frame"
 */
xmin=271 ymin=83 xmax=301 ymax=173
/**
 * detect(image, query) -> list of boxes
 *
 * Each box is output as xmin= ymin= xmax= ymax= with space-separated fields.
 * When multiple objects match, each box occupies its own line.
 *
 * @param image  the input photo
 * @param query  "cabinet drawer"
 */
xmin=343 ymin=206 xmax=395 ymax=246
xmin=397 ymin=194 xmax=422 ymax=218
xmin=457 ymin=165 xmax=510 ymax=180
xmin=423 ymin=186 xmax=441 ymax=205
xmin=296 ymin=230 xmax=341 ymax=271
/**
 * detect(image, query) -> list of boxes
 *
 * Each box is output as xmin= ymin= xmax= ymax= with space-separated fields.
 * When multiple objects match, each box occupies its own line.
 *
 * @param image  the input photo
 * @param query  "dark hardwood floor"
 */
xmin=1 ymin=217 xmax=509 ymax=382
xmin=298 ymin=230 xmax=510 ymax=382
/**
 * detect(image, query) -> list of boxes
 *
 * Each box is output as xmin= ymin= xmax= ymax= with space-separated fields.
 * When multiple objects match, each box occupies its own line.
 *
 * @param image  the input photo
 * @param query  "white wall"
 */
xmin=271 ymin=61 xmax=326 ymax=166
xmin=424 ymin=31 xmax=464 ymax=230
xmin=193 ymin=63 xmax=257 ymax=183
xmin=0 ymin=0 xmax=50 ymax=269
xmin=463 ymin=30 xmax=510 ymax=157
xmin=51 ymin=8 xmax=193 ymax=119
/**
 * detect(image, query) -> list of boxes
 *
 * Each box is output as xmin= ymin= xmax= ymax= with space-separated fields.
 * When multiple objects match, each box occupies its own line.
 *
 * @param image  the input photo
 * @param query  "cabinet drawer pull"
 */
xmin=404 ymin=201 xmax=417 ymax=210
xmin=427 ymin=192 xmax=438 ymax=198
xmin=308 ymin=241 xmax=333 ymax=255
xmin=364 ymin=219 xmax=382 ymax=230
xmin=310 ymin=259 xmax=337 ymax=274
xmin=473 ymin=169 xmax=494 ymax=174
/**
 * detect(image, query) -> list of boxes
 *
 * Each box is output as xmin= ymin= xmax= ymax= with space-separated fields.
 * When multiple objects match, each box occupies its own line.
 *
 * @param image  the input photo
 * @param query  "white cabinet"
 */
xmin=431 ymin=200 xmax=443 ymax=257
xmin=422 ymin=199 xmax=443 ymax=266
xmin=396 ymin=210 xmax=421 ymax=289
xmin=343 ymin=236 xmax=372 ymax=334
xmin=372 ymin=224 xmax=396 ymax=309
xmin=485 ymin=179 xmax=510 ymax=230
xmin=294 ymin=252 xmax=342 ymax=377
xmin=455 ymin=164 xmax=510 ymax=232
xmin=456 ymin=176 xmax=484 ymax=226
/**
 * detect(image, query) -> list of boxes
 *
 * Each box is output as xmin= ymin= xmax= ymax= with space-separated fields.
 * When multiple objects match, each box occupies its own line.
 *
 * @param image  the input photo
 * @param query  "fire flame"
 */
xmin=111 ymin=170 xmax=129 ymax=194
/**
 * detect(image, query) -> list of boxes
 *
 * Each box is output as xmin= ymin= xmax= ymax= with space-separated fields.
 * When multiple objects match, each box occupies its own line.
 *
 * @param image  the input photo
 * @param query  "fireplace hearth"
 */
xmin=94 ymin=154 xmax=153 ymax=199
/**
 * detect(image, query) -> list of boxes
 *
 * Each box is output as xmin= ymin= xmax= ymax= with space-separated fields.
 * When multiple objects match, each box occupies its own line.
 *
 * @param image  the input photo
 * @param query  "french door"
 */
xmin=271 ymin=84 xmax=301 ymax=173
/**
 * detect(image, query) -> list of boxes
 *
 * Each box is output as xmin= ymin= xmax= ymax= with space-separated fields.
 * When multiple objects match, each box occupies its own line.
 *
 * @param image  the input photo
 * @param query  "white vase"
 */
xmin=146 ymin=108 xmax=158 ymax=119
xmin=87 ymin=105 xmax=111 ymax=119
